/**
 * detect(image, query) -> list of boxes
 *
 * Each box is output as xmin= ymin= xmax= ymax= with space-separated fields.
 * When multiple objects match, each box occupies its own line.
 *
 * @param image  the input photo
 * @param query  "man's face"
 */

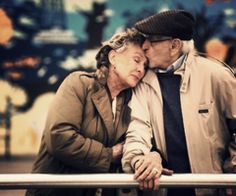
xmin=142 ymin=39 xmax=173 ymax=70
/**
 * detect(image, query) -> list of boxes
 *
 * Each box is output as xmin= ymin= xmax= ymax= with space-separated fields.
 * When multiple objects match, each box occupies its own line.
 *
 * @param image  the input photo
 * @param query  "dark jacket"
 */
xmin=26 ymin=69 xmax=132 ymax=196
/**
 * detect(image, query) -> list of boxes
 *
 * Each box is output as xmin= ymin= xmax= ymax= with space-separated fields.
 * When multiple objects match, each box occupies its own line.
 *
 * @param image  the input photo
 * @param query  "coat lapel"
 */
xmin=91 ymin=88 xmax=114 ymax=144
xmin=114 ymin=104 xmax=131 ymax=143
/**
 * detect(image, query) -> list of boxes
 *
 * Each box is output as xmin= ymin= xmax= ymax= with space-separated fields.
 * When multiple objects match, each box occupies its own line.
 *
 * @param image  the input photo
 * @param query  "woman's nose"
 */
xmin=137 ymin=63 xmax=145 ymax=75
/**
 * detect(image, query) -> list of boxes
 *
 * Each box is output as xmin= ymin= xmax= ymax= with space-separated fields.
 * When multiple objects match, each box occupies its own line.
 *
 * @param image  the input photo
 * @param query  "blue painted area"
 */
xmin=67 ymin=13 xmax=87 ymax=40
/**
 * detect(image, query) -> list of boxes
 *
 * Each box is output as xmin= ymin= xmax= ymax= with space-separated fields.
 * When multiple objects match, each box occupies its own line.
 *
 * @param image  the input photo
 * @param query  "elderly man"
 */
xmin=122 ymin=9 xmax=236 ymax=196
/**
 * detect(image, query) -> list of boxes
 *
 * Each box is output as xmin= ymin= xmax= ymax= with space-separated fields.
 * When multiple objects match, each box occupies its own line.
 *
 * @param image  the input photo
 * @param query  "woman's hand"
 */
xmin=111 ymin=142 xmax=124 ymax=163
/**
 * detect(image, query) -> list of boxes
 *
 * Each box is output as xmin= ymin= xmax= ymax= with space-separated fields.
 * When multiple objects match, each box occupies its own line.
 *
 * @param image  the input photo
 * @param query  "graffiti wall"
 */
xmin=0 ymin=0 xmax=235 ymax=156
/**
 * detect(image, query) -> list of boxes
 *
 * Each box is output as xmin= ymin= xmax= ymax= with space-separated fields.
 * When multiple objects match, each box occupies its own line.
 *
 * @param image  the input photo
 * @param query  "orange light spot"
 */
xmin=0 ymin=9 xmax=14 ymax=45
xmin=7 ymin=71 xmax=24 ymax=80
xmin=205 ymin=0 xmax=215 ymax=5
xmin=3 ymin=57 xmax=40 ymax=68
xmin=205 ymin=39 xmax=228 ymax=61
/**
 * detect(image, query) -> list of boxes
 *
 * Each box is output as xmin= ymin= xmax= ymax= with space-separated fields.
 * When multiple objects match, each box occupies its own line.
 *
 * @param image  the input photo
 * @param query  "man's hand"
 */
xmin=133 ymin=152 xmax=173 ymax=190
xmin=111 ymin=142 xmax=124 ymax=163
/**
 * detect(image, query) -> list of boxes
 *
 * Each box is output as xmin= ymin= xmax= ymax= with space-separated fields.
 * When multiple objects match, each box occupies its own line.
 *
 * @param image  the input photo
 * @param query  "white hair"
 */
xmin=181 ymin=39 xmax=194 ymax=54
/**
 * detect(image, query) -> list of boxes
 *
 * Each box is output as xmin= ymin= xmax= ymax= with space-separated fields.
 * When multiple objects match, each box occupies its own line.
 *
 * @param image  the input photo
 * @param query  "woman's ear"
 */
xmin=108 ymin=50 xmax=116 ymax=65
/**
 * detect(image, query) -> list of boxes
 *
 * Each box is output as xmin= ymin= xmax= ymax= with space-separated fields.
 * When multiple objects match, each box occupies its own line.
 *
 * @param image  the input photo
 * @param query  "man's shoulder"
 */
xmin=190 ymin=54 xmax=235 ymax=78
xmin=133 ymin=70 xmax=157 ymax=95
xmin=140 ymin=69 xmax=156 ymax=84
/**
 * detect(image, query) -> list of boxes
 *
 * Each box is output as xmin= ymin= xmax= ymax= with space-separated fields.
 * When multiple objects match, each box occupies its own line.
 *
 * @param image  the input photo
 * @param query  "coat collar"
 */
xmin=112 ymin=90 xmax=131 ymax=144
xmin=92 ymin=66 xmax=115 ymax=139
xmin=142 ymin=49 xmax=195 ymax=94
xmin=91 ymin=84 xmax=114 ymax=144
xmin=175 ymin=50 xmax=195 ymax=93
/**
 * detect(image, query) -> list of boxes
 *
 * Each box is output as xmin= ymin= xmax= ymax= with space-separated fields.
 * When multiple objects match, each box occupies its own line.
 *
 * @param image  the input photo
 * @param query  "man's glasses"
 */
xmin=146 ymin=35 xmax=172 ymax=43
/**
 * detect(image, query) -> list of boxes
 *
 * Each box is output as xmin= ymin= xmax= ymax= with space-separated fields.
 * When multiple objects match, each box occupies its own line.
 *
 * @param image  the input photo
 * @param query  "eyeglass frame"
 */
xmin=144 ymin=35 xmax=173 ymax=43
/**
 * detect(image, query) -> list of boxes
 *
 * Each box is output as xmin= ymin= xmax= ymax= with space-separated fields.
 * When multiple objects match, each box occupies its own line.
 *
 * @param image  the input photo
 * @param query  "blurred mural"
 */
xmin=0 ymin=0 xmax=235 ymax=157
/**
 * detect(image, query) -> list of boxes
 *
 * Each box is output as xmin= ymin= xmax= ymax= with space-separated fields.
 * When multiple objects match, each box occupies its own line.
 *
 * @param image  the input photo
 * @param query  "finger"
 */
xmin=118 ymin=143 xmax=123 ymax=151
xmin=226 ymin=188 xmax=233 ymax=196
xmin=134 ymin=159 xmax=144 ymax=179
xmin=135 ymin=158 xmax=144 ymax=170
xmin=143 ymin=180 xmax=148 ymax=189
xmin=147 ymin=179 xmax=154 ymax=189
xmin=137 ymin=166 xmax=152 ymax=181
xmin=153 ymin=177 xmax=160 ymax=190
xmin=145 ymin=167 xmax=160 ymax=180
xmin=134 ymin=161 xmax=146 ymax=179
xmin=135 ymin=161 xmax=148 ymax=179
xmin=139 ymin=181 xmax=144 ymax=190
xmin=162 ymin=168 xmax=174 ymax=175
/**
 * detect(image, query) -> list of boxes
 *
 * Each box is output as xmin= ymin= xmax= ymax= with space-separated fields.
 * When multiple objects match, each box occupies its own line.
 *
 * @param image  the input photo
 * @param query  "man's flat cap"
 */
xmin=135 ymin=9 xmax=195 ymax=40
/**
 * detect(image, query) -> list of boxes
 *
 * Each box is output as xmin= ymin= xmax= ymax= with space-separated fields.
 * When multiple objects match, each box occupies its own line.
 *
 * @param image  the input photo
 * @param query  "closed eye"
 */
xmin=134 ymin=57 xmax=141 ymax=64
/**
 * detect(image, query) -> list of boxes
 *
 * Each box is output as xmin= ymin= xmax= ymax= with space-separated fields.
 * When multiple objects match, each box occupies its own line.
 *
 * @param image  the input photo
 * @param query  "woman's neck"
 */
xmin=107 ymin=69 xmax=127 ymax=99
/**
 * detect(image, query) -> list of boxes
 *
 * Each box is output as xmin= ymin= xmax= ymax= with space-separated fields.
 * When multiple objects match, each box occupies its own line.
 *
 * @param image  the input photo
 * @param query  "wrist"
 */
xmin=150 ymin=151 xmax=162 ymax=164
xmin=150 ymin=151 xmax=160 ymax=156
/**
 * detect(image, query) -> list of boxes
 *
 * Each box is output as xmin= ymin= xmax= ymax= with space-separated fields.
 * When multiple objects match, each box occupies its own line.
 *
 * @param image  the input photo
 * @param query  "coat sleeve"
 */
xmin=122 ymin=84 xmax=154 ymax=173
xmin=215 ymin=68 xmax=236 ymax=173
xmin=44 ymin=72 xmax=112 ymax=172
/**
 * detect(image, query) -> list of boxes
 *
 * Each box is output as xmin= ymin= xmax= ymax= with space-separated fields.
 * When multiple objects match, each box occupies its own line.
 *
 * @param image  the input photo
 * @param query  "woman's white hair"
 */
xmin=181 ymin=39 xmax=194 ymax=54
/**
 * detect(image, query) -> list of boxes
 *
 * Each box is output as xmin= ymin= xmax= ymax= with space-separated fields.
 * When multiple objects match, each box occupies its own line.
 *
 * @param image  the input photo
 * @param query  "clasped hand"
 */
xmin=134 ymin=152 xmax=173 ymax=190
xmin=111 ymin=142 xmax=124 ymax=163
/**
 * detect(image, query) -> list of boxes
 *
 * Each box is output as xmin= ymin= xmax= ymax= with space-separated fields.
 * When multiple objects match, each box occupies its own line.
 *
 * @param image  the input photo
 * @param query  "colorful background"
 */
xmin=0 ymin=0 xmax=236 ymax=157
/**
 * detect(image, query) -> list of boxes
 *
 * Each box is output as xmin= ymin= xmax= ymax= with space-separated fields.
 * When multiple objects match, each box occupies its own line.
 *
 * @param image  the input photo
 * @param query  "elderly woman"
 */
xmin=25 ymin=29 xmax=147 ymax=196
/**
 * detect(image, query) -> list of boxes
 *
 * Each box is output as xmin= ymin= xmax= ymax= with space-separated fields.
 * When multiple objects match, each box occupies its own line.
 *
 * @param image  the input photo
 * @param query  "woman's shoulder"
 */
xmin=56 ymin=71 xmax=97 ymax=94
xmin=68 ymin=70 xmax=95 ymax=80
xmin=63 ymin=71 xmax=97 ymax=86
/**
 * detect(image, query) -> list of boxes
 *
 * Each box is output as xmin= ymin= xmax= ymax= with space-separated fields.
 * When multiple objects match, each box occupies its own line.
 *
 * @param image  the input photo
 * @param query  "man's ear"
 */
xmin=108 ymin=50 xmax=116 ymax=65
xmin=170 ymin=39 xmax=182 ymax=56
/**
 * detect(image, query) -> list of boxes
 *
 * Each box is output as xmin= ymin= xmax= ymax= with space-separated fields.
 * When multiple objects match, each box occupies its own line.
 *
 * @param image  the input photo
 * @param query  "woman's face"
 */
xmin=111 ymin=43 xmax=147 ymax=88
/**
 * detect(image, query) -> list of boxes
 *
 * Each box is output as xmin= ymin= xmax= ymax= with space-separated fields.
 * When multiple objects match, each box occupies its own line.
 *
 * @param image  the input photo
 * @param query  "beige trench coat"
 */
xmin=122 ymin=51 xmax=236 ymax=196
